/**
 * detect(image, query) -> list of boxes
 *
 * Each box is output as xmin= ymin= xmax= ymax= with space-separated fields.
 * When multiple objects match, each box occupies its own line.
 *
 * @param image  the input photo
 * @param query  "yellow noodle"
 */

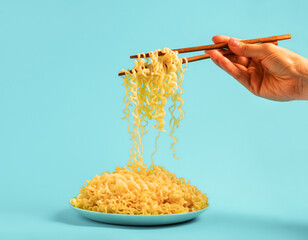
xmin=70 ymin=48 xmax=209 ymax=215
xmin=71 ymin=166 xmax=208 ymax=215
xmin=123 ymin=48 xmax=186 ymax=167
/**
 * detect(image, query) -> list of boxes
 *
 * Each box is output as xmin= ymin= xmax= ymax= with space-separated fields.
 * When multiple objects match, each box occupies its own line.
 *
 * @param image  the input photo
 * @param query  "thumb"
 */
xmin=228 ymin=38 xmax=274 ymax=59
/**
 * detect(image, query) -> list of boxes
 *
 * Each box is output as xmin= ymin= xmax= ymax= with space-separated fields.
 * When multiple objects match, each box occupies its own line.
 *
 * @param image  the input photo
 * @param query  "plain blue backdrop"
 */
xmin=1 ymin=0 xmax=308 ymax=239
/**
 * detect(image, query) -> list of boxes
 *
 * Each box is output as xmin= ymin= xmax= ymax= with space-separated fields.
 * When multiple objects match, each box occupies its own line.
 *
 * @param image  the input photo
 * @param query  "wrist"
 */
xmin=301 ymin=78 xmax=308 ymax=100
xmin=297 ymin=58 xmax=308 ymax=100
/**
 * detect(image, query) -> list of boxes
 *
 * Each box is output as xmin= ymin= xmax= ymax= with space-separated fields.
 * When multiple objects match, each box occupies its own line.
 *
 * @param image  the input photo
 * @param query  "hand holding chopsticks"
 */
xmin=206 ymin=34 xmax=308 ymax=101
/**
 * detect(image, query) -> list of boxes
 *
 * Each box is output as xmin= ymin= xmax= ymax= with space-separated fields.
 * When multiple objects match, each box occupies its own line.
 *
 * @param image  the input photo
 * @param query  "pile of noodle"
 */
xmin=71 ymin=166 xmax=208 ymax=215
xmin=70 ymin=48 xmax=209 ymax=215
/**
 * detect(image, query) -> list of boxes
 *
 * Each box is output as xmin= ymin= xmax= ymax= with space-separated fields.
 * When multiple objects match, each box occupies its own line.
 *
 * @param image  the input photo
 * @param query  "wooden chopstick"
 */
xmin=185 ymin=40 xmax=279 ymax=63
xmin=118 ymin=40 xmax=279 ymax=76
xmin=129 ymin=34 xmax=291 ymax=59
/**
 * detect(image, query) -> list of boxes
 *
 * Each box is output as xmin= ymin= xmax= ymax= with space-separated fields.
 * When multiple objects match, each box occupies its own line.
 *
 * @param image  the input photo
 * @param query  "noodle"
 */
xmin=70 ymin=48 xmax=209 ymax=215
xmin=122 ymin=48 xmax=186 ymax=166
xmin=71 ymin=166 xmax=208 ymax=215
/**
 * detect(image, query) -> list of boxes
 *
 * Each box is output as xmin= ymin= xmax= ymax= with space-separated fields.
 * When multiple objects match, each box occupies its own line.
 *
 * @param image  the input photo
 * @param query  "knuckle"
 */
xmin=230 ymin=69 xmax=241 ymax=80
xmin=262 ymin=43 xmax=275 ymax=53
xmin=240 ymin=44 xmax=251 ymax=55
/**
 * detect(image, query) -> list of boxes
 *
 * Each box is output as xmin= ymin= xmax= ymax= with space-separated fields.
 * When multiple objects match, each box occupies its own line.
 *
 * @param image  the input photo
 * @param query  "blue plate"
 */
xmin=71 ymin=205 xmax=208 ymax=226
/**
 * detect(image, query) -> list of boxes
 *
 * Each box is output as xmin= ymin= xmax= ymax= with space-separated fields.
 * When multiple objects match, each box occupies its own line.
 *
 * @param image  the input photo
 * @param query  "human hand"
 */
xmin=208 ymin=35 xmax=308 ymax=101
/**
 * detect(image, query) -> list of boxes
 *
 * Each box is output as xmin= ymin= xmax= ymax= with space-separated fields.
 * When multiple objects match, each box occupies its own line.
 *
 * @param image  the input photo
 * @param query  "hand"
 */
xmin=208 ymin=35 xmax=308 ymax=101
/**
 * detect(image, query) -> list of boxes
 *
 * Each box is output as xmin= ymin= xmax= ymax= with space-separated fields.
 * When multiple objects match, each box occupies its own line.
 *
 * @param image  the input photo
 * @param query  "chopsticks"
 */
xmin=118 ymin=34 xmax=291 ymax=76
xmin=187 ymin=40 xmax=279 ymax=63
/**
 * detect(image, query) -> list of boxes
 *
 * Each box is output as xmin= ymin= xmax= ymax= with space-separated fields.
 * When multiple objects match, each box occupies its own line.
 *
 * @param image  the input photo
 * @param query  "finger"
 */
xmin=205 ymin=35 xmax=231 ymax=54
xmin=207 ymin=50 xmax=250 ymax=68
xmin=209 ymin=50 xmax=250 ymax=89
xmin=210 ymin=36 xmax=249 ymax=67
xmin=223 ymin=53 xmax=250 ymax=67
xmin=212 ymin=35 xmax=231 ymax=44
xmin=228 ymin=38 xmax=277 ymax=59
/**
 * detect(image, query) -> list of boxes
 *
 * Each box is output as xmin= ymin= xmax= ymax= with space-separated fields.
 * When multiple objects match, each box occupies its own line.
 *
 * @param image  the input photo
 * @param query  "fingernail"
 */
xmin=229 ymin=38 xmax=240 ymax=47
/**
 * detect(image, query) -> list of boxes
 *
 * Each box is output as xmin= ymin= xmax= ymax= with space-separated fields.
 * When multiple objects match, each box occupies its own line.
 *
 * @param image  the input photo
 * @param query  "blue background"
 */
xmin=1 ymin=0 xmax=308 ymax=239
